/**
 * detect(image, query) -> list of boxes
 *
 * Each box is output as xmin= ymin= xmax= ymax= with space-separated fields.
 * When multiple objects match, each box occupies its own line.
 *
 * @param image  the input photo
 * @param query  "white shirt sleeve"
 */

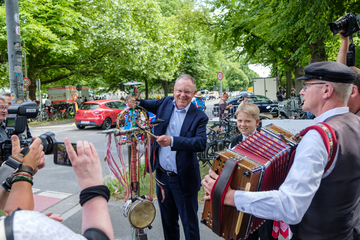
xmin=234 ymin=129 xmax=328 ymax=224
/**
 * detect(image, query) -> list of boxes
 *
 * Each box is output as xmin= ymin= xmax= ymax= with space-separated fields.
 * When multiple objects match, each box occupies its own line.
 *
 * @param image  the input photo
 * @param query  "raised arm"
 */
xmin=4 ymin=137 xmax=44 ymax=214
xmin=336 ymin=30 xmax=350 ymax=65
xmin=64 ymin=138 xmax=114 ymax=240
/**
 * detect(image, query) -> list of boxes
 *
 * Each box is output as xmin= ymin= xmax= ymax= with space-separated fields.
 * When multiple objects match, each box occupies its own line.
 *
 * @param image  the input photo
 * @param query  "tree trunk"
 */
xmin=144 ymin=77 xmax=149 ymax=100
xmin=285 ymin=71 xmax=292 ymax=100
xmin=294 ymin=65 xmax=304 ymax=95
xmin=161 ymin=80 xmax=169 ymax=97
xmin=28 ymin=76 xmax=37 ymax=101
xmin=310 ymin=39 xmax=328 ymax=62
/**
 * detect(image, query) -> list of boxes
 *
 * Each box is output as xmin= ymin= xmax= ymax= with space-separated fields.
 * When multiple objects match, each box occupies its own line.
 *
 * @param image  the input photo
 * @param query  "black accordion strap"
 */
xmin=211 ymin=158 xmax=238 ymax=236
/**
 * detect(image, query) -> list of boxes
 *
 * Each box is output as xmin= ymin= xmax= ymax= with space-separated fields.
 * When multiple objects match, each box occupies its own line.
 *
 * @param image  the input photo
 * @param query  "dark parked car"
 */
xmin=212 ymin=94 xmax=279 ymax=117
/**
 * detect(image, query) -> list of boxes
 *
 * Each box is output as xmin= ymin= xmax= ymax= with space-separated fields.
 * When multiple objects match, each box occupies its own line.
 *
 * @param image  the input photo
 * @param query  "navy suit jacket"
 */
xmin=140 ymin=97 xmax=208 ymax=195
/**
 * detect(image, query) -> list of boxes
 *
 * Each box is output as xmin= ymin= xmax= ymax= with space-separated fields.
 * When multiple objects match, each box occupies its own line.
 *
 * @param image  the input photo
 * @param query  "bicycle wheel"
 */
xmin=43 ymin=111 xmax=49 ymax=121
xmin=207 ymin=131 xmax=217 ymax=142
xmin=197 ymin=151 xmax=211 ymax=167
xmin=53 ymin=111 xmax=60 ymax=120
xmin=205 ymin=141 xmax=218 ymax=161
xmin=67 ymin=106 xmax=74 ymax=118
xmin=228 ymin=124 xmax=240 ymax=137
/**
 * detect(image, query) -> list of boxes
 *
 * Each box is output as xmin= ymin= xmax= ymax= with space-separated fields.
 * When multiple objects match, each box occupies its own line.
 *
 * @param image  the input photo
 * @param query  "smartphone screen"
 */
xmin=53 ymin=142 xmax=76 ymax=166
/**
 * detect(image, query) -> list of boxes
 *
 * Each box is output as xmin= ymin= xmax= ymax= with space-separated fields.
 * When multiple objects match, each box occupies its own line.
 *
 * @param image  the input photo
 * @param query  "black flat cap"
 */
xmin=297 ymin=61 xmax=356 ymax=83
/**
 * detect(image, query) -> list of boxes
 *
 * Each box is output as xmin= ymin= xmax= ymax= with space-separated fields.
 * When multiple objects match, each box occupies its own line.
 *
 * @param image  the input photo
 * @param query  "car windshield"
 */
xmin=255 ymin=96 xmax=271 ymax=102
xmin=115 ymin=101 xmax=126 ymax=109
xmin=227 ymin=96 xmax=239 ymax=103
xmin=80 ymin=104 xmax=99 ymax=110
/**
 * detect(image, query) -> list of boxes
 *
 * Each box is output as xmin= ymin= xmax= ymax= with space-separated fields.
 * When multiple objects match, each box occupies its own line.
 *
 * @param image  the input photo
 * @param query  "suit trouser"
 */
xmin=291 ymin=229 xmax=360 ymax=240
xmin=156 ymin=170 xmax=200 ymax=240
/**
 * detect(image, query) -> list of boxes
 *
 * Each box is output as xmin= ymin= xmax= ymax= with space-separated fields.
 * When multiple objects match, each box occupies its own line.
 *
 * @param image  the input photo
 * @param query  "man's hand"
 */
xmin=11 ymin=135 xmax=21 ymax=156
xmin=201 ymin=169 xmax=236 ymax=206
xmin=339 ymin=30 xmax=349 ymax=41
xmin=157 ymin=135 xmax=171 ymax=147
xmin=44 ymin=212 xmax=63 ymax=222
xmin=201 ymin=169 xmax=219 ymax=200
xmin=20 ymin=137 xmax=45 ymax=173
xmin=64 ymin=138 xmax=103 ymax=190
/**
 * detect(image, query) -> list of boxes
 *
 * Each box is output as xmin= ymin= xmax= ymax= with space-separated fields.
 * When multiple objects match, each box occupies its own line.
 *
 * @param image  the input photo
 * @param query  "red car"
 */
xmin=75 ymin=100 xmax=126 ymax=130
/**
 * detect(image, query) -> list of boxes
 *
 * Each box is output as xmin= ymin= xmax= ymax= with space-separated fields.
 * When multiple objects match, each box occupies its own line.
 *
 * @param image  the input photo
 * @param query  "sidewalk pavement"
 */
xmin=42 ymin=193 xmax=287 ymax=240
xmin=45 ymin=193 xmax=217 ymax=240
xmin=32 ymin=120 xmax=288 ymax=240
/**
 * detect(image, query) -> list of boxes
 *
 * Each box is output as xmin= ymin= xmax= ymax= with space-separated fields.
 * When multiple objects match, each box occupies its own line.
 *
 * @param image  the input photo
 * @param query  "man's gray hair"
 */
xmin=328 ymin=82 xmax=353 ymax=104
xmin=0 ymin=96 xmax=7 ymax=104
xmin=175 ymin=74 xmax=196 ymax=90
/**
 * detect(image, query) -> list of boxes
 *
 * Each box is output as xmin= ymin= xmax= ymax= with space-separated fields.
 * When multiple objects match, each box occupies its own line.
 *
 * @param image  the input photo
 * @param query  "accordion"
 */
xmin=201 ymin=124 xmax=297 ymax=240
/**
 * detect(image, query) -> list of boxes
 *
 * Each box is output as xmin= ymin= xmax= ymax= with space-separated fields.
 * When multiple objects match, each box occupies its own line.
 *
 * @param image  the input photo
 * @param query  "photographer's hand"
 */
xmin=64 ymin=138 xmax=103 ymax=190
xmin=11 ymin=135 xmax=21 ymax=156
xmin=22 ymin=138 xmax=45 ymax=172
xmin=4 ymin=138 xmax=44 ymax=214
xmin=337 ymin=30 xmax=350 ymax=65
xmin=64 ymin=138 xmax=114 ymax=240
xmin=11 ymin=135 xmax=45 ymax=173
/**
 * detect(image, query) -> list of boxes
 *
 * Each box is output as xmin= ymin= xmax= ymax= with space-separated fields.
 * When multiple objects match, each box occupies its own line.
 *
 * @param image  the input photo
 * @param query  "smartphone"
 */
xmin=53 ymin=142 xmax=76 ymax=166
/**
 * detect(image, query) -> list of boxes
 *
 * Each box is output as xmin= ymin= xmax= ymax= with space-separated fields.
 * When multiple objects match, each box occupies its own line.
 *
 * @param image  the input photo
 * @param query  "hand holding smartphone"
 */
xmin=53 ymin=142 xmax=76 ymax=166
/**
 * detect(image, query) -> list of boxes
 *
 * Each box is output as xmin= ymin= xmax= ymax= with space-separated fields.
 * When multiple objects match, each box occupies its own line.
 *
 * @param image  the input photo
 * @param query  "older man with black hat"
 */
xmin=202 ymin=61 xmax=360 ymax=240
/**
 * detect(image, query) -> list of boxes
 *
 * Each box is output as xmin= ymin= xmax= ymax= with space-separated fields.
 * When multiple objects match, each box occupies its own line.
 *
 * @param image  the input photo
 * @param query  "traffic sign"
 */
xmin=217 ymin=72 xmax=224 ymax=81
xmin=23 ymin=78 xmax=31 ymax=87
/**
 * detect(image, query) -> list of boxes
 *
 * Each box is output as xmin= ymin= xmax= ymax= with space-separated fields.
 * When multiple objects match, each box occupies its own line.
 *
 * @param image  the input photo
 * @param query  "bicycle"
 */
xmin=208 ymin=114 xmax=240 ymax=140
xmin=33 ymin=108 xmax=49 ymax=122
xmin=45 ymin=106 xmax=58 ymax=121
xmin=197 ymin=114 xmax=238 ymax=167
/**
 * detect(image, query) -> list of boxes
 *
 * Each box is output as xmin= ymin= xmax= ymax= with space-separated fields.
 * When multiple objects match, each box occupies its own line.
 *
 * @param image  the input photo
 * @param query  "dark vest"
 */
xmin=291 ymin=112 xmax=360 ymax=240
xmin=230 ymin=134 xmax=243 ymax=148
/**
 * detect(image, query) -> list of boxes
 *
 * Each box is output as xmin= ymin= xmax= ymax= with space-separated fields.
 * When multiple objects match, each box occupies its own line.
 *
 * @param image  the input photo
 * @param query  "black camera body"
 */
xmin=0 ymin=102 xmax=57 ymax=161
xmin=328 ymin=13 xmax=360 ymax=37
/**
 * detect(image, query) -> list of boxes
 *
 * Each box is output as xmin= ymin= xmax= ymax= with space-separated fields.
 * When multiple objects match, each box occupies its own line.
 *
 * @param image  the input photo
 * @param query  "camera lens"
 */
xmin=334 ymin=19 xmax=349 ymax=31
xmin=39 ymin=132 xmax=57 ymax=154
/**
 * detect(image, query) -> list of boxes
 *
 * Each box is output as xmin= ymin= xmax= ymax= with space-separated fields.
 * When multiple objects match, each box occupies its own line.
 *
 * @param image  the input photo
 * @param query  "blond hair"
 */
xmin=235 ymin=103 xmax=260 ymax=120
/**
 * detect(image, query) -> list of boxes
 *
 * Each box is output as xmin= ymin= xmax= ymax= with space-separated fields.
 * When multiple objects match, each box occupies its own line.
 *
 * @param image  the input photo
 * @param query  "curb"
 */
xmin=29 ymin=119 xmax=75 ymax=128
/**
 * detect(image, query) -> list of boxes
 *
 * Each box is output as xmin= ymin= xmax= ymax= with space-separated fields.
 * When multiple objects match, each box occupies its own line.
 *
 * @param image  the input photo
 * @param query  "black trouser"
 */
xmin=291 ymin=230 xmax=360 ymax=240
xmin=354 ymin=230 xmax=360 ymax=240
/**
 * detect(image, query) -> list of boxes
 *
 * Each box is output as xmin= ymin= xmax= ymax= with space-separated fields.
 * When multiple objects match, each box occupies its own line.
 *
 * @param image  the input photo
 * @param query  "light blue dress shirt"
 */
xmin=158 ymin=101 xmax=191 ymax=173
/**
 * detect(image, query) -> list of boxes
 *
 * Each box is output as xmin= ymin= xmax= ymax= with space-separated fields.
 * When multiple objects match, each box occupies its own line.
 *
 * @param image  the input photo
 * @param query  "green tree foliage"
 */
xmin=0 ymin=0 xmax=261 ymax=99
xmin=207 ymin=0 xmax=360 ymax=94
xmin=224 ymin=62 xmax=249 ymax=91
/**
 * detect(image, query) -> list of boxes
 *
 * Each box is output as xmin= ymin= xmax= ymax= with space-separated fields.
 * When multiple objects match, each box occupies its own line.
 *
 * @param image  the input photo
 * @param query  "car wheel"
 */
xmin=77 ymin=125 xmax=85 ymax=129
xmin=101 ymin=118 xmax=112 ymax=130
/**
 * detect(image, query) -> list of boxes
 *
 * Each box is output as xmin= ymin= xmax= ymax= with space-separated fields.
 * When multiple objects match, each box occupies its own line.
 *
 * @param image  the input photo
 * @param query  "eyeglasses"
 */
xmin=175 ymin=89 xmax=194 ymax=95
xmin=302 ymin=82 xmax=326 ymax=91
xmin=0 ymin=106 xmax=8 ymax=111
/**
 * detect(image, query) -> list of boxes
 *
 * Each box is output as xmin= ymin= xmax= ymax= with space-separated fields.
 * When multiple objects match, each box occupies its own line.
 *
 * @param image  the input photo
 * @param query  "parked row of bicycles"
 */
xmin=31 ymin=104 xmax=75 ymax=122
xmin=198 ymin=99 xmax=311 ymax=167
xmin=197 ymin=115 xmax=240 ymax=167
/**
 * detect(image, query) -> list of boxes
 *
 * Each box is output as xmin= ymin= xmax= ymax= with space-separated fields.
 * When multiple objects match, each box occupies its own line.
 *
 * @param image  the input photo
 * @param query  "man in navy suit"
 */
xmin=140 ymin=74 xmax=208 ymax=240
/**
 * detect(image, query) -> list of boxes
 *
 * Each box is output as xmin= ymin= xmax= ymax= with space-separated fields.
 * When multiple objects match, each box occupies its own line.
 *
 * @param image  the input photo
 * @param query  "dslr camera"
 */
xmin=328 ymin=13 xmax=360 ymax=67
xmin=328 ymin=13 xmax=360 ymax=37
xmin=1 ymin=102 xmax=57 ymax=161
